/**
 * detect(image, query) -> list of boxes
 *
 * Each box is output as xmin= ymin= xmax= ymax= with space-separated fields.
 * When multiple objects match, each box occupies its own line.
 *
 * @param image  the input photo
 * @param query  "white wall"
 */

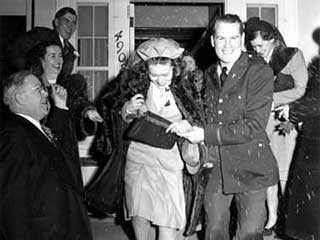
xmin=34 ymin=0 xmax=56 ymax=28
xmin=226 ymin=0 xmax=319 ymax=64
xmin=226 ymin=0 xmax=297 ymax=45
xmin=0 ymin=0 xmax=27 ymax=15
xmin=297 ymin=0 xmax=320 ymax=64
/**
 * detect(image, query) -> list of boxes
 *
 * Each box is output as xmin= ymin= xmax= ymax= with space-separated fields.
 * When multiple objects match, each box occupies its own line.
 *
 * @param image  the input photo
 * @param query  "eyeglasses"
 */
xmin=30 ymin=85 xmax=48 ymax=94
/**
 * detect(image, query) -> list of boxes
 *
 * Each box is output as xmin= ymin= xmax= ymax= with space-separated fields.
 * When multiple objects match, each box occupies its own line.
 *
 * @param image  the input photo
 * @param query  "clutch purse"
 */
xmin=126 ymin=111 xmax=177 ymax=149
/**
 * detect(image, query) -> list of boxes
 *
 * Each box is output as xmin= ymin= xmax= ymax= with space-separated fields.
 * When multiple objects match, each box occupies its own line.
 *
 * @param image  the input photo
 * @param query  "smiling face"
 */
xmin=182 ymin=55 xmax=196 ymax=71
xmin=41 ymin=45 xmax=63 ymax=76
xmin=148 ymin=61 xmax=173 ymax=89
xmin=211 ymin=21 xmax=242 ymax=67
xmin=18 ymin=74 xmax=50 ymax=121
xmin=54 ymin=12 xmax=77 ymax=40
xmin=250 ymin=34 xmax=275 ymax=61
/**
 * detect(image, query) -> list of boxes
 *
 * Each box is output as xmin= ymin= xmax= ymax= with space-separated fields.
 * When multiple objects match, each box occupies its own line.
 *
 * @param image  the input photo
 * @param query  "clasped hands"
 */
xmin=127 ymin=94 xmax=204 ymax=143
xmin=167 ymin=120 xmax=204 ymax=144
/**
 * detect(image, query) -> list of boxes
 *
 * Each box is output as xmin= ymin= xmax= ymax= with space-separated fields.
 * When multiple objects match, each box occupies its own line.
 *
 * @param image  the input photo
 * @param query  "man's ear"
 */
xmin=210 ymin=35 xmax=215 ymax=47
xmin=15 ymin=91 xmax=25 ymax=106
xmin=53 ymin=18 xmax=59 ymax=29
xmin=241 ymin=34 xmax=245 ymax=50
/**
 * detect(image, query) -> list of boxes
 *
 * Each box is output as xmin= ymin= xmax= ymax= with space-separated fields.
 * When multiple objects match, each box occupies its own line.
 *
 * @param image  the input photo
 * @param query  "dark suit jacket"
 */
xmin=0 ymin=109 xmax=93 ymax=240
xmin=6 ymin=26 xmax=76 ymax=76
xmin=203 ymin=52 xmax=279 ymax=194
xmin=44 ymin=74 xmax=97 ymax=189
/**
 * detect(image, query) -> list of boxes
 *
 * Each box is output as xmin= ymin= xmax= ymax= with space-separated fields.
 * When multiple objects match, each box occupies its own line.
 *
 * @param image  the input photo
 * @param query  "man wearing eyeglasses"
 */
xmin=7 ymin=7 xmax=78 ymax=76
xmin=0 ymin=71 xmax=93 ymax=239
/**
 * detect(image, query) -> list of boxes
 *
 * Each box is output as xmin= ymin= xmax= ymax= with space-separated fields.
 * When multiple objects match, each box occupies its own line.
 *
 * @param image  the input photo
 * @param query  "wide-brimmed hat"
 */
xmin=137 ymin=38 xmax=184 ymax=61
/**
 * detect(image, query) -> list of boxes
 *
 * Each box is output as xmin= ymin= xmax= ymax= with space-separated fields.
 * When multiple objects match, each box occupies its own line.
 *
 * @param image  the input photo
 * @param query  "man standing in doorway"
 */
xmin=7 ymin=7 xmax=78 ymax=76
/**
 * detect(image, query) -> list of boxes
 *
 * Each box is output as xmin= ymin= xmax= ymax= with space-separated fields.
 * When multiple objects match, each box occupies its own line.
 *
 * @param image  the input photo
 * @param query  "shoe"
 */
xmin=263 ymin=227 xmax=275 ymax=236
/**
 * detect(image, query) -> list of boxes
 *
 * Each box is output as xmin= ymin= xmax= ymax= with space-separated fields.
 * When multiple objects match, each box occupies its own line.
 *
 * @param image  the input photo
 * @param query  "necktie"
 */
xmin=41 ymin=125 xmax=55 ymax=143
xmin=220 ymin=67 xmax=228 ymax=87
xmin=63 ymin=40 xmax=70 ymax=55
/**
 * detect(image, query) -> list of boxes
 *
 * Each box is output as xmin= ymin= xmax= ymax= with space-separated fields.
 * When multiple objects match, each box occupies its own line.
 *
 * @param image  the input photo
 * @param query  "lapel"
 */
xmin=53 ymin=31 xmax=63 ymax=48
xmin=11 ymin=114 xmax=58 ymax=152
xmin=221 ymin=52 xmax=248 ymax=93
xmin=206 ymin=63 xmax=221 ymax=90
xmin=7 ymin=114 xmax=82 ymax=194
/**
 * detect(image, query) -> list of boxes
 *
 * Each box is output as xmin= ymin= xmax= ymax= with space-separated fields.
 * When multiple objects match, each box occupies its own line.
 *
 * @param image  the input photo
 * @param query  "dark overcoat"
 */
xmin=202 ymin=52 xmax=279 ymax=194
xmin=0 ymin=108 xmax=93 ymax=240
xmin=284 ymin=56 xmax=320 ymax=240
xmin=43 ymin=74 xmax=97 ymax=189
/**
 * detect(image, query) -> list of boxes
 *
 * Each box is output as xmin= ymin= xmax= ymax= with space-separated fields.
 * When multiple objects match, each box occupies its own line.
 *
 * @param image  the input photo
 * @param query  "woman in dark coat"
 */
xmin=282 ymin=55 xmax=320 ymax=240
xmin=87 ymin=38 xmax=207 ymax=240
xmin=245 ymin=17 xmax=308 ymax=232
xmin=26 ymin=40 xmax=103 ymax=188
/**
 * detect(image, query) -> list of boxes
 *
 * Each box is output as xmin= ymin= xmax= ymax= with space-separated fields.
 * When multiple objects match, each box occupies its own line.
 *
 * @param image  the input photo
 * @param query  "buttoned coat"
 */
xmin=0 ymin=108 xmax=93 ymax=240
xmin=203 ymin=52 xmax=279 ymax=194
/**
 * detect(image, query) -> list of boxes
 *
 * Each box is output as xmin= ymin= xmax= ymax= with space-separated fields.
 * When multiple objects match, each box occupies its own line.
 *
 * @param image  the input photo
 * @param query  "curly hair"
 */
xmin=25 ymin=40 xmax=61 ymax=78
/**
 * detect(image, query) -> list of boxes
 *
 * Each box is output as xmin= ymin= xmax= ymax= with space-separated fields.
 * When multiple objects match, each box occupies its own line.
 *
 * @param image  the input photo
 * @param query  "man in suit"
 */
xmin=0 ymin=71 xmax=93 ymax=239
xmin=168 ymin=14 xmax=279 ymax=239
xmin=6 ymin=7 xmax=78 ymax=76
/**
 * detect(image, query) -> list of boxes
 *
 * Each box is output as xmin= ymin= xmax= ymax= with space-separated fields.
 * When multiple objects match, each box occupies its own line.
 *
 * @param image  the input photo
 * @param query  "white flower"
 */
xmin=73 ymin=51 xmax=80 ymax=58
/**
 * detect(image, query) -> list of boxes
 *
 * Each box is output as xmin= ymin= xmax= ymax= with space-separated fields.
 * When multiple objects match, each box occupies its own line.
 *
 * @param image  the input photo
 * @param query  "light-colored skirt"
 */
xmin=266 ymin=114 xmax=297 ymax=181
xmin=124 ymin=143 xmax=186 ymax=230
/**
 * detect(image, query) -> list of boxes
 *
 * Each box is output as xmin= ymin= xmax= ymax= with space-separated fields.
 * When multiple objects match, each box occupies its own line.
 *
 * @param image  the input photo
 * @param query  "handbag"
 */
xmin=126 ymin=111 xmax=177 ymax=149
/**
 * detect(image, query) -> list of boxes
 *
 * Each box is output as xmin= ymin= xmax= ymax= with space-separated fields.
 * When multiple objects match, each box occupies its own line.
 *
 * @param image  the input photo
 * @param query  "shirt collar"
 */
xmin=265 ymin=45 xmax=275 ymax=63
xmin=16 ymin=113 xmax=43 ymax=133
xmin=59 ymin=35 xmax=65 ymax=47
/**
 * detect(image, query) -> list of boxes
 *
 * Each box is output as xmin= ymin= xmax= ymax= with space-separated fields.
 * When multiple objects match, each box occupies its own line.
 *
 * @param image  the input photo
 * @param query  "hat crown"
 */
xmin=137 ymin=38 xmax=184 ymax=61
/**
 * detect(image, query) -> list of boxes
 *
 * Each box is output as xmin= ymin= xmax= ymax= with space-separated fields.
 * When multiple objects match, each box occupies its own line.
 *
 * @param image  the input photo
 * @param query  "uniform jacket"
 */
xmin=203 ymin=52 xmax=279 ymax=194
xmin=6 ymin=27 xmax=76 ymax=76
xmin=0 ymin=108 xmax=93 ymax=240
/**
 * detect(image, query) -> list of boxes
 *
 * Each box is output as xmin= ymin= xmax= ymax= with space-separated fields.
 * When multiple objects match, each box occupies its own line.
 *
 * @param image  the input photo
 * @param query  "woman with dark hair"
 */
xmin=245 ymin=17 xmax=308 ymax=233
xmin=26 ymin=40 xmax=103 ymax=187
xmin=90 ymin=38 xmax=206 ymax=240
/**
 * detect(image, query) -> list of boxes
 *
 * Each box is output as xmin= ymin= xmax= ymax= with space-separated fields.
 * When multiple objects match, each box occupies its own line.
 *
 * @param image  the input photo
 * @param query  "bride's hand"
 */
xmin=166 ymin=120 xmax=192 ymax=135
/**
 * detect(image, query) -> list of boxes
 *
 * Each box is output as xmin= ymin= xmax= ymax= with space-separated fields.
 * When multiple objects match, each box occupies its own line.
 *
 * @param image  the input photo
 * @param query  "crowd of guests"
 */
xmin=0 ymin=6 xmax=319 ymax=240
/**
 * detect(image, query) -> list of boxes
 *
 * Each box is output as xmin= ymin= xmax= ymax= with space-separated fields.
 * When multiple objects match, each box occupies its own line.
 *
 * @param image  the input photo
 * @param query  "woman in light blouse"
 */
xmin=245 ymin=17 xmax=308 ymax=233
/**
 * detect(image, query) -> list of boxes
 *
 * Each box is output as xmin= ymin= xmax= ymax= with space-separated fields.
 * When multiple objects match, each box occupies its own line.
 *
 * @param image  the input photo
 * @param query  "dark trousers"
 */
xmin=204 ymin=185 xmax=267 ymax=240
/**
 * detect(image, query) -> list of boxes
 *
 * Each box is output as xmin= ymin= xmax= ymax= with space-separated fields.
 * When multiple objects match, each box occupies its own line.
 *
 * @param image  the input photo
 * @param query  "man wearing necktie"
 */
xmin=168 ymin=14 xmax=278 ymax=240
xmin=220 ymin=66 xmax=228 ymax=87
xmin=0 ymin=71 xmax=93 ymax=239
xmin=7 ymin=7 xmax=78 ymax=77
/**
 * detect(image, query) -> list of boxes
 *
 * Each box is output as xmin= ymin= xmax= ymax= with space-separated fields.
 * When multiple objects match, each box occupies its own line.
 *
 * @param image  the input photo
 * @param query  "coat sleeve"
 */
xmin=289 ymin=56 xmax=320 ymax=124
xmin=45 ymin=106 xmax=71 ymax=142
xmin=61 ymin=73 xmax=97 ymax=140
xmin=273 ymin=50 xmax=308 ymax=105
xmin=205 ymin=63 xmax=274 ymax=146
xmin=0 ymin=132 xmax=33 ymax=239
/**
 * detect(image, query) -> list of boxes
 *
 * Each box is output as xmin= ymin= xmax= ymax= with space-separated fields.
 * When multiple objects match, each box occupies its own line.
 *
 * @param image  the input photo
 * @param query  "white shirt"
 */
xmin=59 ymin=35 xmax=65 ymax=47
xmin=16 ymin=113 xmax=46 ymax=136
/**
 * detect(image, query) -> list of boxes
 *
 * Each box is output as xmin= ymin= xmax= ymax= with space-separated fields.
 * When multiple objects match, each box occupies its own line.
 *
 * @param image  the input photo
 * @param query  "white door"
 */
xmin=56 ymin=0 xmax=131 ymax=184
